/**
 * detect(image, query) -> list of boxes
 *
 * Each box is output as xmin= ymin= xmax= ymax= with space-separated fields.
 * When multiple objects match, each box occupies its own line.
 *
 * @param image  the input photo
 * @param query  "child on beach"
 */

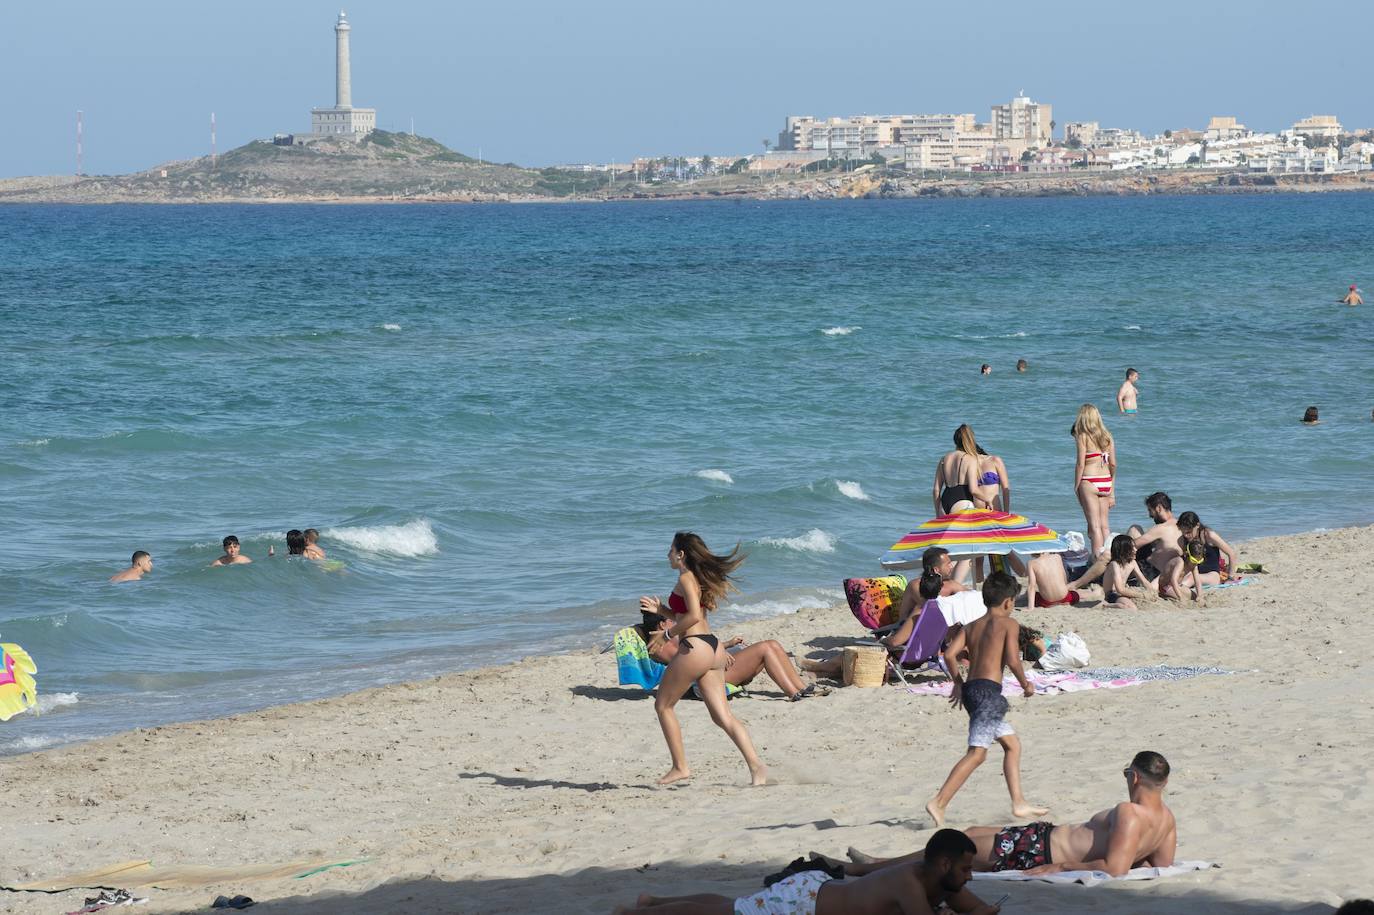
xmin=1101 ymin=535 xmax=1158 ymax=609
xmin=211 ymin=535 xmax=252 ymax=566
xmin=926 ymin=572 xmax=1048 ymax=828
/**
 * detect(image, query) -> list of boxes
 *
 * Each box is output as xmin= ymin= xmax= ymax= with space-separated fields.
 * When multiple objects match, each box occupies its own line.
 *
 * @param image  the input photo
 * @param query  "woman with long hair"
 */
xmin=1168 ymin=512 xmax=1240 ymax=601
xmin=1071 ymin=404 xmax=1116 ymax=556
xmin=639 ymin=532 xmax=767 ymax=786
xmin=933 ymin=425 xmax=999 ymax=515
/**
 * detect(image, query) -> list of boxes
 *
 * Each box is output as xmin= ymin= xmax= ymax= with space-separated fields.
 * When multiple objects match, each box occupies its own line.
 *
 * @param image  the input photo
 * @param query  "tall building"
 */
xmin=311 ymin=11 xmax=376 ymax=137
xmin=991 ymin=94 xmax=1052 ymax=145
xmin=1204 ymin=116 xmax=1246 ymax=141
xmin=1292 ymin=115 xmax=1342 ymax=140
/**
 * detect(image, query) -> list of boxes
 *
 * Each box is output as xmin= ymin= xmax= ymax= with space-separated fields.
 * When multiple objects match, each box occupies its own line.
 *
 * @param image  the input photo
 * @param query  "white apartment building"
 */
xmin=991 ymin=94 xmax=1052 ymax=145
xmin=778 ymin=113 xmax=979 ymax=153
xmin=1292 ymin=115 xmax=1342 ymax=140
xmin=1204 ymin=116 xmax=1247 ymax=141
xmin=1064 ymin=121 xmax=1098 ymax=146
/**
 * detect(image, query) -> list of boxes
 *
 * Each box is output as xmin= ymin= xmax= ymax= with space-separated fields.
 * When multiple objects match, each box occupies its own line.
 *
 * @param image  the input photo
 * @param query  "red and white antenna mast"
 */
xmin=76 ymin=110 xmax=84 ymax=176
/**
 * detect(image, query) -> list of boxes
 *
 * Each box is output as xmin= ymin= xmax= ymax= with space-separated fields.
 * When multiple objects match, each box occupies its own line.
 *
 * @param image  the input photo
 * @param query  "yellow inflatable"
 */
xmin=0 ymin=641 xmax=37 ymax=721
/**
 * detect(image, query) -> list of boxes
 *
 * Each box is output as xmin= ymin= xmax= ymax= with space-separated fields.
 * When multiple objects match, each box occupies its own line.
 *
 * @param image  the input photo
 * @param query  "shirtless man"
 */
xmin=211 ymin=535 xmax=252 ymax=566
xmin=1341 ymin=285 xmax=1362 ymax=306
xmin=614 ymin=828 xmax=1001 ymax=915
xmin=895 ymin=547 xmax=967 ymax=624
xmin=845 ymin=751 xmax=1176 ymax=879
xmin=1130 ymin=492 xmax=1179 ymax=580
xmin=1116 ymin=368 xmax=1140 ymax=414
xmin=110 ymin=551 xmax=153 ymax=583
xmin=303 ymin=528 xmax=326 ymax=560
xmin=1024 ymin=552 xmax=1079 ymax=607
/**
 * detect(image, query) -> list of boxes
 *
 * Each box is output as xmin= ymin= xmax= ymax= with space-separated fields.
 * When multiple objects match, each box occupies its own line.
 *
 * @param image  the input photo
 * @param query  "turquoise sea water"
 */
xmin=2 ymin=195 xmax=1372 ymax=753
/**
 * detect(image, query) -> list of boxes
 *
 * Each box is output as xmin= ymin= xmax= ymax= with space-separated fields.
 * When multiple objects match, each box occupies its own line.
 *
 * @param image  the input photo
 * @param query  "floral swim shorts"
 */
xmin=733 ymin=869 xmax=831 ymax=915
xmin=989 ymin=820 xmax=1055 ymax=871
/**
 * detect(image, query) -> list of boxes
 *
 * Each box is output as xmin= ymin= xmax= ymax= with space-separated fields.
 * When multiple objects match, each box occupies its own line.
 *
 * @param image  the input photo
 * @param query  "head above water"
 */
xmin=982 ymin=571 xmax=1020 ymax=609
xmin=1016 ymin=359 xmax=1028 ymax=372
xmin=1126 ymin=750 xmax=1170 ymax=789
xmin=979 ymin=363 xmax=991 ymax=375
xmin=1302 ymin=406 xmax=1319 ymax=423
xmin=670 ymin=531 xmax=744 ymax=611
xmin=131 ymin=550 xmax=152 ymax=571
xmin=222 ymin=535 xmax=240 ymax=553
xmin=286 ymin=529 xmax=306 ymax=555
xmin=304 ymin=528 xmax=320 ymax=545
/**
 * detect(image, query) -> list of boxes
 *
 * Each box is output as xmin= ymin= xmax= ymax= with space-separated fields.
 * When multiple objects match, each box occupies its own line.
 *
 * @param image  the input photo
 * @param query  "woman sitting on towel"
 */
xmin=1166 ymin=512 xmax=1240 ymax=601
xmin=649 ymin=630 xmax=828 ymax=701
xmin=639 ymin=532 xmax=768 ymax=786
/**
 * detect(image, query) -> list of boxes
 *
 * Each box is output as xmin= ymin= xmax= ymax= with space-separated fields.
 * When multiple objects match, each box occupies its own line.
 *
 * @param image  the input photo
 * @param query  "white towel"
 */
xmin=973 ymin=860 xmax=1215 ymax=887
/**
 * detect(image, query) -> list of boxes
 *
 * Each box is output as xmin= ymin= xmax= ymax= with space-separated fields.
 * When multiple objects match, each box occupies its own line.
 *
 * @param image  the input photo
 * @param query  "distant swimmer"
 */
xmin=1117 ymin=368 xmax=1140 ymax=414
xmin=1302 ymin=406 xmax=1320 ymax=425
xmin=286 ymin=529 xmax=307 ymax=556
xmin=980 ymin=363 xmax=991 ymax=376
xmin=211 ymin=535 xmax=252 ymax=566
xmin=1341 ymin=284 xmax=1363 ymax=306
xmin=303 ymin=528 xmax=326 ymax=560
xmin=110 ymin=551 xmax=153 ymax=583
xmin=1016 ymin=358 xmax=1028 ymax=373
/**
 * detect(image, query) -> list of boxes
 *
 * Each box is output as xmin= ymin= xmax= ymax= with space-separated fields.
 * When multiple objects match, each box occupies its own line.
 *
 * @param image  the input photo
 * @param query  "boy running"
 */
xmin=927 ymin=572 xmax=1047 ymax=827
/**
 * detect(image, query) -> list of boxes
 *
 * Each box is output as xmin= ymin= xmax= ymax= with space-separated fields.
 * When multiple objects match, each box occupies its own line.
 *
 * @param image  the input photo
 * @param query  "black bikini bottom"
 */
xmin=682 ymin=633 xmax=720 ymax=652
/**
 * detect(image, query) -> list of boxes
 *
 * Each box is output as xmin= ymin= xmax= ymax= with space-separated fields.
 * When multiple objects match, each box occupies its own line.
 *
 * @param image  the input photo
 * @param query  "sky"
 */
xmin=2 ymin=0 xmax=1372 ymax=177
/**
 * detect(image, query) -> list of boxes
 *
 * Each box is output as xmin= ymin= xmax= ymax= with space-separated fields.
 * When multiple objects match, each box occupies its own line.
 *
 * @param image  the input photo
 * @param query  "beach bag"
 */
xmin=843 ymin=575 xmax=907 ymax=629
xmin=1038 ymin=631 xmax=1090 ymax=671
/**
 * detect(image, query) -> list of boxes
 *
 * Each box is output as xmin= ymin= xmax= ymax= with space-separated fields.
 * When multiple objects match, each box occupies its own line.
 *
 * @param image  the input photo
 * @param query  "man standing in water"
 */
xmin=1341 ymin=284 xmax=1363 ymax=305
xmin=1117 ymin=368 xmax=1140 ymax=414
xmin=110 ymin=551 xmax=153 ymax=582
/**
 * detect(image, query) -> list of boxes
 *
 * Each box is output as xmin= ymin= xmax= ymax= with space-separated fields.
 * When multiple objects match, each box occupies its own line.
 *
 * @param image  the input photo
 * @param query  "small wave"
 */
xmin=999 ymin=331 xmax=1028 ymax=338
xmin=6 ymin=735 xmax=64 ymax=752
xmin=694 ymin=469 xmax=734 ymax=484
xmin=759 ymin=528 xmax=836 ymax=554
xmin=1124 ymin=324 xmax=1142 ymax=331
xmin=17 ymin=438 xmax=50 ymax=447
xmin=34 ymin=692 xmax=79 ymax=714
xmin=721 ymin=591 xmax=844 ymax=617
xmin=836 ymin=480 xmax=870 ymax=501
xmin=381 ymin=323 xmax=402 ymax=331
xmin=324 ymin=518 xmax=439 ymax=557
xmin=822 ymin=326 xmax=860 ymax=336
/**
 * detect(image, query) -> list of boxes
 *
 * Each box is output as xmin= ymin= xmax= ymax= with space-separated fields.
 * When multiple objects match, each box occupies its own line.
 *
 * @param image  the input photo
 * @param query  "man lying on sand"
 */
xmin=613 ymin=828 xmax=1002 ymax=915
xmin=840 ymin=751 xmax=1175 ymax=879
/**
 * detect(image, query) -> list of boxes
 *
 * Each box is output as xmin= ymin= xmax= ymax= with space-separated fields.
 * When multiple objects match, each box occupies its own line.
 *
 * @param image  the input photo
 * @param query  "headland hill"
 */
xmin=3 ymin=129 xmax=1373 ymax=206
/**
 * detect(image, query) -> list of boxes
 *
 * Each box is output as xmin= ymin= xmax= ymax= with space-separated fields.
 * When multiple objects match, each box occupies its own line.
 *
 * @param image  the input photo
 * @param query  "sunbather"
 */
xmin=613 ymin=828 xmax=1000 ymax=915
xmin=651 ymin=629 xmax=825 ymax=701
xmin=842 ymin=751 xmax=1176 ymax=879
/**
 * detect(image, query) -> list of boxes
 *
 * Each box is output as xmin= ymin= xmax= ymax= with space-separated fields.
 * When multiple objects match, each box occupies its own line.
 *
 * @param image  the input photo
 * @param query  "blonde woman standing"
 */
xmin=1072 ymin=404 xmax=1116 ymax=556
xmin=640 ymin=532 xmax=767 ymax=787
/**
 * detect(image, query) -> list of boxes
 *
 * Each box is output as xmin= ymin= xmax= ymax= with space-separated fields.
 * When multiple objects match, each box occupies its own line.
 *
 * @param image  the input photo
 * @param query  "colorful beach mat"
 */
xmin=905 ymin=665 xmax=1234 ymax=697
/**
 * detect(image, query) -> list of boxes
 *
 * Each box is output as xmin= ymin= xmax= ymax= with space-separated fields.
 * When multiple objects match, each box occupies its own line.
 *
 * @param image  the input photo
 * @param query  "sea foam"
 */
xmin=381 ymin=323 xmax=402 ymax=331
xmin=324 ymin=518 xmax=439 ymax=557
xmin=694 ymin=469 xmax=734 ymax=484
xmin=836 ymin=480 xmax=870 ymax=501
xmin=822 ymin=326 xmax=860 ymax=336
xmin=760 ymin=528 xmax=836 ymax=553
xmin=35 ymin=692 xmax=79 ymax=714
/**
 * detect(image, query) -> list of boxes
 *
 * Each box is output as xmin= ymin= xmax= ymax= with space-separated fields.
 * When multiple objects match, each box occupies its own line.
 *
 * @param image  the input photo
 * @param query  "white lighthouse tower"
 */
xmin=311 ymin=11 xmax=376 ymax=137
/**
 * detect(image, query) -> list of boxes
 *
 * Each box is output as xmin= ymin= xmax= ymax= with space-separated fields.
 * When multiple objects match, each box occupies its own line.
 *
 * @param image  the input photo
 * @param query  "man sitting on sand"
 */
xmin=211 ymin=535 xmax=252 ymax=566
xmin=841 ymin=751 xmax=1176 ymax=879
xmin=894 ymin=547 xmax=968 ymax=624
xmin=110 ymin=551 xmax=153 ymax=583
xmin=614 ymin=828 xmax=1002 ymax=915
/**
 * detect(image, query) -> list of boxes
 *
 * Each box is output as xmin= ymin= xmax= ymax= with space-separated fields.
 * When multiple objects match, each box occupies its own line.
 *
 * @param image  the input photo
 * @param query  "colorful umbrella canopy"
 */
xmin=0 ymin=640 xmax=37 ymax=721
xmin=880 ymin=508 xmax=1068 ymax=569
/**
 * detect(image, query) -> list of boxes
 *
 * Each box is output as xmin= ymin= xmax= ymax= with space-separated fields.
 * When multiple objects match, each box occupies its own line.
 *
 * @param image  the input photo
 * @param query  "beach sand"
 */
xmin=2 ymin=527 xmax=1369 ymax=914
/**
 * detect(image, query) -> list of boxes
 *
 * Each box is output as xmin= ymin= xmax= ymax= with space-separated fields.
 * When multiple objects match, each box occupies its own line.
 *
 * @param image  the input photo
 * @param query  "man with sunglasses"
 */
xmin=840 ymin=751 xmax=1176 ymax=878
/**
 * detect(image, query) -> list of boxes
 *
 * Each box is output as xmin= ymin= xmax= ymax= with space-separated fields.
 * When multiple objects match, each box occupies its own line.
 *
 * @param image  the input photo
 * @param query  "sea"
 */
xmin=2 ymin=195 xmax=1372 ymax=754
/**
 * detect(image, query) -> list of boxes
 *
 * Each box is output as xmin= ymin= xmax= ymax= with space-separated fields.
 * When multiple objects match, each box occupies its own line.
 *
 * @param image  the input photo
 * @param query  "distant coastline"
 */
xmin=3 ymin=130 xmax=1372 ymax=205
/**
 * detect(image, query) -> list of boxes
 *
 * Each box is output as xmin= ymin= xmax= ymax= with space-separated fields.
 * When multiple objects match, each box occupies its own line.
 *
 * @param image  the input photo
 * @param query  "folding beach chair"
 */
xmin=889 ymin=599 xmax=950 ymax=685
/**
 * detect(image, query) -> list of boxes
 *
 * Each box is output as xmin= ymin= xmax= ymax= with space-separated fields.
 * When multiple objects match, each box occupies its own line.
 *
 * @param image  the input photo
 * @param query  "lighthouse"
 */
xmin=310 ymin=11 xmax=376 ymax=137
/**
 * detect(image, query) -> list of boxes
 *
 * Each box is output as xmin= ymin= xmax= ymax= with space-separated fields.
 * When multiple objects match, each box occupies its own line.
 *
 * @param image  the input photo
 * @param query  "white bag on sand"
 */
xmin=1039 ymin=632 xmax=1089 ymax=671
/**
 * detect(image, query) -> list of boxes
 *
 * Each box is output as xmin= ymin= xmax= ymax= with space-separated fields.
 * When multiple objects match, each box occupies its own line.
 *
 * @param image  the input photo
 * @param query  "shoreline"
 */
xmin=2 ymin=524 xmax=1369 ymax=913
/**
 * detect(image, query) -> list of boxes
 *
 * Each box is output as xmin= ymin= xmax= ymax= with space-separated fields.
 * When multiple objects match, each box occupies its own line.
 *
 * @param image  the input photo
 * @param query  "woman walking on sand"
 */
xmin=1072 ymin=404 xmax=1116 ymax=556
xmin=640 ymin=532 xmax=767 ymax=786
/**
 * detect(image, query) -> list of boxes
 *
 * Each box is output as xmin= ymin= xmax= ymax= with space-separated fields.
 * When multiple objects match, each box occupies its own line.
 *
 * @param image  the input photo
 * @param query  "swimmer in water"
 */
xmin=303 ymin=528 xmax=326 ymax=560
xmin=211 ymin=535 xmax=252 ymax=566
xmin=110 ymin=551 xmax=153 ymax=582
xmin=980 ymin=363 xmax=991 ymax=376
xmin=1117 ymin=368 xmax=1139 ymax=414
xmin=1341 ymin=285 xmax=1362 ymax=306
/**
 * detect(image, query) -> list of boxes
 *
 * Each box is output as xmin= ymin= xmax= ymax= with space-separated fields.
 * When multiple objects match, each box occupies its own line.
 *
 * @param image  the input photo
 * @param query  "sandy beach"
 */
xmin=2 ymin=525 xmax=1370 ymax=914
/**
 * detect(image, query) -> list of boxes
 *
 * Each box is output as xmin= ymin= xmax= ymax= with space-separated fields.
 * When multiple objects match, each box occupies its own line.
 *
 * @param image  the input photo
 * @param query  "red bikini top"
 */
xmin=667 ymin=592 xmax=688 ymax=615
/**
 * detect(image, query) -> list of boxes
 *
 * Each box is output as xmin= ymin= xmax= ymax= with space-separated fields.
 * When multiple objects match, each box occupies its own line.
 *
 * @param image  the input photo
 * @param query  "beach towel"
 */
xmin=973 ymin=860 xmax=1215 ymax=887
xmin=614 ymin=626 xmax=666 ymax=689
xmin=905 ymin=665 xmax=1233 ymax=698
xmin=843 ymin=575 xmax=907 ymax=629
xmin=1204 ymin=576 xmax=1252 ymax=590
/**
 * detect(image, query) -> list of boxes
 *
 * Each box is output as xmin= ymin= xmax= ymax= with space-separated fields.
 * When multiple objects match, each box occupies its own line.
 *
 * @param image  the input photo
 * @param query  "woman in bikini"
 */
xmin=1167 ymin=512 xmax=1240 ymax=601
xmin=639 ymin=532 xmax=768 ymax=786
xmin=1071 ymin=404 xmax=1116 ymax=557
xmin=933 ymin=425 xmax=999 ymax=515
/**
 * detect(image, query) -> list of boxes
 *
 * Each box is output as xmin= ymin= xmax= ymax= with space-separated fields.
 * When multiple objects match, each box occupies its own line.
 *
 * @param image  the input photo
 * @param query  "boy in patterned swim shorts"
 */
xmin=925 ymin=572 xmax=1049 ymax=828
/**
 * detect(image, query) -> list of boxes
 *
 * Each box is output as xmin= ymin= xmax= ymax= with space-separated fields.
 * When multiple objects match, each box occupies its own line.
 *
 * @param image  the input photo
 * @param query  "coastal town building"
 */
xmin=1204 ymin=116 xmax=1247 ymax=142
xmin=1291 ymin=115 xmax=1342 ymax=140
xmin=310 ymin=11 xmax=376 ymax=138
xmin=991 ymin=94 xmax=1052 ymax=145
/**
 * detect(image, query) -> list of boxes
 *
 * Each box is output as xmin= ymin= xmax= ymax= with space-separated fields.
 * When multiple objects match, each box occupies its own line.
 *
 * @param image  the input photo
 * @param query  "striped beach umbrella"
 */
xmin=880 ymin=508 xmax=1068 ymax=570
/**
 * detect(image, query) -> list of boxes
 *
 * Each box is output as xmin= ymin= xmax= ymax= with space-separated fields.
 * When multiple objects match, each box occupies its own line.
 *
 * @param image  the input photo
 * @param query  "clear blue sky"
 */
xmin=3 ymin=0 xmax=1371 ymax=177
